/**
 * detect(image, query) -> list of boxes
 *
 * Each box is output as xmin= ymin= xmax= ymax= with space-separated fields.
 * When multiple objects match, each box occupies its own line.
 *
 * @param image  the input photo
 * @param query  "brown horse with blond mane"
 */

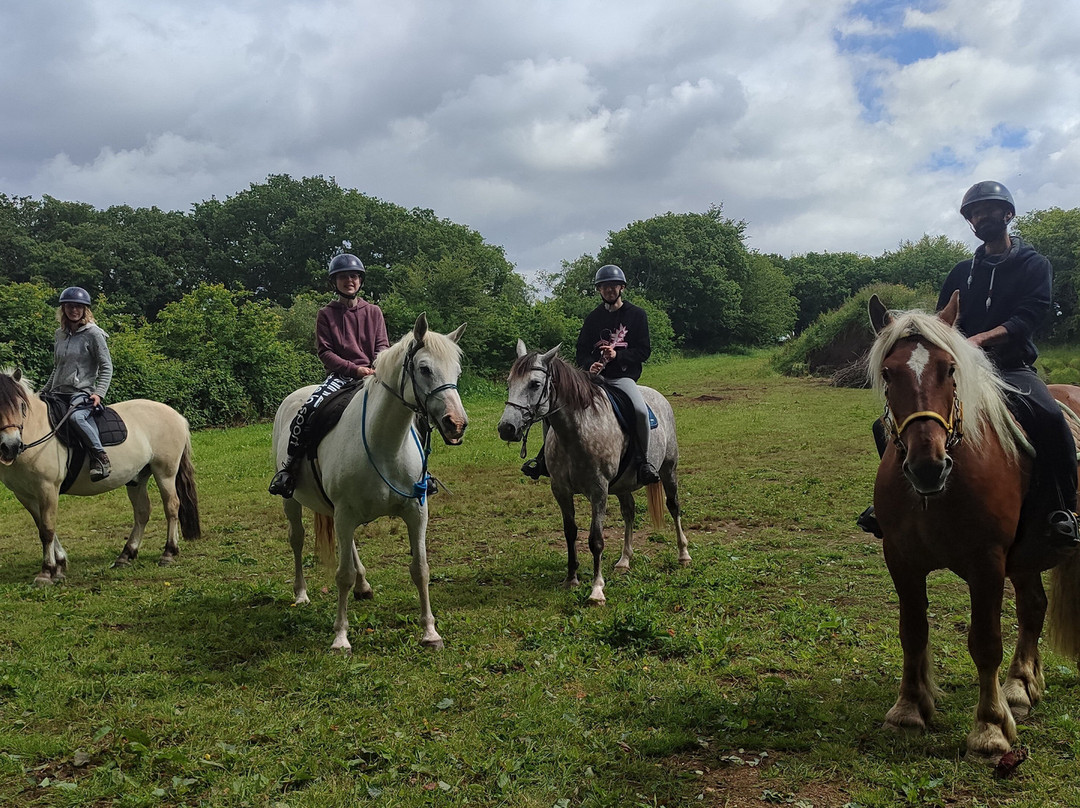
xmin=868 ymin=291 xmax=1080 ymax=761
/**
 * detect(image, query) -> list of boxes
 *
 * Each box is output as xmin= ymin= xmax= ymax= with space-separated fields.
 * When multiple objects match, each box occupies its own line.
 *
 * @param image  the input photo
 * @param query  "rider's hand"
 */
xmin=589 ymin=361 xmax=605 ymax=375
xmin=89 ymin=394 xmax=102 ymax=407
xmin=600 ymin=345 xmax=616 ymax=361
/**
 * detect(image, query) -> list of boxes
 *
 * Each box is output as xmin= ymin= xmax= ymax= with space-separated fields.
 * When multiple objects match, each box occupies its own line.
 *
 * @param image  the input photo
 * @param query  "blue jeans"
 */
xmin=61 ymin=392 xmax=104 ymax=453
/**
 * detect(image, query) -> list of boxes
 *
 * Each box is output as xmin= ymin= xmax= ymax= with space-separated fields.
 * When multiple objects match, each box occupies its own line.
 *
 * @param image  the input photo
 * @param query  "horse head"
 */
xmin=0 ymin=369 xmax=30 ymax=465
xmin=400 ymin=313 xmax=469 ymax=445
xmin=869 ymin=293 xmax=963 ymax=495
xmin=498 ymin=340 xmax=561 ymax=442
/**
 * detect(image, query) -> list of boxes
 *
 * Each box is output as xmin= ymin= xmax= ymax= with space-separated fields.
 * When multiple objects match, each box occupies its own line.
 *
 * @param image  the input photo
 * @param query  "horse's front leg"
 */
xmin=883 ymin=556 xmax=940 ymax=732
xmin=1003 ymin=568 xmax=1047 ymax=721
xmin=965 ymin=570 xmax=1016 ymax=759
xmin=284 ymin=498 xmax=309 ymax=605
xmin=114 ymin=479 xmax=152 ymax=568
xmin=18 ymin=488 xmax=66 ymax=586
xmin=614 ymin=491 xmax=635 ymax=573
xmin=403 ymin=505 xmax=443 ymax=648
xmin=586 ymin=492 xmax=608 ymax=605
xmin=552 ymin=487 xmax=579 ymax=588
xmin=330 ymin=513 xmax=358 ymax=653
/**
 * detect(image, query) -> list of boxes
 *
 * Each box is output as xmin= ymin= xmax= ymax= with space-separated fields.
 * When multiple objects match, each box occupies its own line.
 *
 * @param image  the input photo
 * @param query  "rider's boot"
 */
xmin=1047 ymin=509 xmax=1080 ymax=549
xmin=521 ymin=448 xmax=548 ymax=479
xmin=269 ymin=456 xmax=299 ymax=498
xmin=857 ymin=505 xmax=883 ymax=538
xmin=637 ymin=458 xmax=660 ymax=485
xmin=89 ymin=450 xmax=111 ymax=482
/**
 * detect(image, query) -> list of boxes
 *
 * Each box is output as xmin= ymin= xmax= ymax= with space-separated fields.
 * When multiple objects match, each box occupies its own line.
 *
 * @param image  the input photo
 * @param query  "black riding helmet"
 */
xmin=960 ymin=181 xmax=1015 ymax=219
xmin=58 ymin=286 xmax=92 ymax=306
xmin=328 ymin=253 xmax=366 ymax=278
xmin=593 ymin=264 xmax=627 ymax=286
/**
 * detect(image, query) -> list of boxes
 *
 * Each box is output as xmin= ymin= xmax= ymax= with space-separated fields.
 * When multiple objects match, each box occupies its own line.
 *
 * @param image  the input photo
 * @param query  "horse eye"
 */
xmin=948 ymin=365 xmax=956 ymax=377
xmin=528 ymin=380 xmax=542 ymax=390
xmin=419 ymin=365 xmax=432 ymax=377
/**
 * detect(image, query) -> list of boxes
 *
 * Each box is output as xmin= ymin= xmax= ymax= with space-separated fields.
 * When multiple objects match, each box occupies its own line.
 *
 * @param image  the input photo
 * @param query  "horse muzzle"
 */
xmin=496 ymin=419 xmax=522 ymax=443
xmin=0 ymin=434 xmax=23 ymax=465
xmin=903 ymin=454 xmax=953 ymax=496
xmin=436 ymin=413 xmax=467 ymax=446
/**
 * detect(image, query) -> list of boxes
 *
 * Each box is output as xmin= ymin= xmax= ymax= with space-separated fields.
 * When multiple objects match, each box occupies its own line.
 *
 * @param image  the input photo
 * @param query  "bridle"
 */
xmin=882 ymin=385 xmax=965 ymax=456
xmin=0 ymin=396 xmax=79 ymax=458
xmin=504 ymin=363 xmax=555 ymax=459
xmin=377 ymin=340 xmax=460 ymax=441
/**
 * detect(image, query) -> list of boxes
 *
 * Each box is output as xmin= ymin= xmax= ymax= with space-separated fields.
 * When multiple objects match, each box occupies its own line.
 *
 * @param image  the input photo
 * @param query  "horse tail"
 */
xmin=1048 ymin=550 xmax=1080 ymax=661
xmin=177 ymin=440 xmax=202 ymax=541
xmin=314 ymin=512 xmax=337 ymax=567
xmin=646 ymin=481 xmax=664 ymax=531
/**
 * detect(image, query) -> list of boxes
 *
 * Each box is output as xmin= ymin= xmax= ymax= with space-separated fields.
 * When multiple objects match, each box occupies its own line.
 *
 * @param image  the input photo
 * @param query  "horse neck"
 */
xmin=545 ymin=395 xmax=617 ymax=451
xmin=353 ymin=377 xmax=417 ymax=447
xmin=24 ymin=391 xmax=54 ymax=444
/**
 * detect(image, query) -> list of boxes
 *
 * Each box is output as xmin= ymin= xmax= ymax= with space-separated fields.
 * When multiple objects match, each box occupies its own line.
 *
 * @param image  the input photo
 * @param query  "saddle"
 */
xmin=301 ymin=378 xmax=365 ymax=460
xmin=41 ymin=393 xmax=128 ymax=493
xmin=596 ymin=379 xmax=658 ymax=482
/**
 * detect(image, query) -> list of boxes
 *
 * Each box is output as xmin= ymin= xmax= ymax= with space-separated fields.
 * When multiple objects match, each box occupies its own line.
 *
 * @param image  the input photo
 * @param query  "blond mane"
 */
xmin=867 ymin=308 xmax=1020 ymax=463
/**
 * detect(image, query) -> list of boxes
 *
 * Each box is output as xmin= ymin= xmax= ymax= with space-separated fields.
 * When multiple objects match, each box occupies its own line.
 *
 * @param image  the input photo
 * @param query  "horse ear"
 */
xmin=12 ymin=368 xmax=21 ymax=383
xmin=939 ymin=290 xmax=960 ymax=327
xmin=540 ymin=344 xmax=561 ymax=364
xmin=412 ymin=312 xmax=429 ymax=346
xmin=447 ymin=323 xmax=467 ymax=343
xmin=868 ymin=294 xmax=892 ymax=334
xmin=515 ymin=339 xmax=528 ymax=357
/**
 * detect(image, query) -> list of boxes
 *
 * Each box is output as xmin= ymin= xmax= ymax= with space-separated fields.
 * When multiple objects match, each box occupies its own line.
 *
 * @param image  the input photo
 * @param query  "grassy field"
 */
xmin=2 ymin=352 xmax=1080 ymax=807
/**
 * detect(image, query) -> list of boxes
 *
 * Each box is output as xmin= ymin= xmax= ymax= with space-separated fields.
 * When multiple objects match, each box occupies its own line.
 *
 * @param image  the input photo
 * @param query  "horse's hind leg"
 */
xmin=114 ymin=478 xmax=153 ymax=567
xmin=614 ymin=492 xmax=635 ymax=573
xmin=284 ymin=498 xmax=309 ymax=605
xmin=586 ymin=493 xmax=608 ymax=605
xmin=883 ymin=564 xmax=939 ymax=732
xmin=152 ymin=466 xmax=181 ymax=566
xmin=553 ymin=487 xmax=580 ymax=588
xmin=1003 ymin=568 xmax=1047 ymax=721
xmin=662 ymin=467 xmax=691 ymax=566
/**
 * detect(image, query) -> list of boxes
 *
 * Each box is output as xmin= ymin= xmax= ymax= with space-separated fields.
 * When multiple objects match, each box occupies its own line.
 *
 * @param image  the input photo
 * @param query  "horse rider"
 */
xmin=41 ymin=286 xmax=114 ymax=482
xmin=521 ymin=263 xmax=660 ymax=484
xmin=269 ymin=253 xmax=390 ymax=497
xmin=859 ymin=180 xmax=1079 ymax=548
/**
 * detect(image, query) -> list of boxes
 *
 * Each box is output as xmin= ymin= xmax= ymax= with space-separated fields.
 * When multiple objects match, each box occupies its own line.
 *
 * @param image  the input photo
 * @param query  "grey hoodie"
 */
xmin=42 ymin=323 xmax=114 ymax=398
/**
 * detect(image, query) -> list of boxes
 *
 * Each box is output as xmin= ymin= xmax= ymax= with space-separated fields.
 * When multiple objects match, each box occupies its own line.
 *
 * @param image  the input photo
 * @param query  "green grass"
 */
xmin=2 ymin=352 xmax=1080 ymax=806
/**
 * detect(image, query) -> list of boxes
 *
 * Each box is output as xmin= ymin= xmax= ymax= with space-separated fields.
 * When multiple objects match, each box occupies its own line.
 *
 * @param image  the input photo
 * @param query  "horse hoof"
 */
xmin=354 ymin=588 xmax=374 ymax=601
xmin=293 ymin=594 xmax=310 ymax=606
xmin=111 ymin=558 xmax=131 ymax=569
xmin=158 ymin=556 xmax=175 ymax=567
xmin=33 ymin=575 xmax=54 ymax=588
xmin=421 ymin=637 xmax=445 ymax=650
xmin=679 ymin=556 xmax=692 ymax=567
xmin=613 ymin=562 xmax=630 ymax=574
xmin=588 ymin=596 xmax=606 ymax=607
xmin=329 ymin=643 xmax=352 ymax=655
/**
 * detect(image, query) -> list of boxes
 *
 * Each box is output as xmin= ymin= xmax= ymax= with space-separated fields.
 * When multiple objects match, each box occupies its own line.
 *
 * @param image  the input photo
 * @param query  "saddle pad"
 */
xmin=41 ymin=393 xmax=128 ymax=448
xmin=601 ymin=384 xmax=658 ymax=435
xmin=302 ymin=378 xmax=365 ymax=460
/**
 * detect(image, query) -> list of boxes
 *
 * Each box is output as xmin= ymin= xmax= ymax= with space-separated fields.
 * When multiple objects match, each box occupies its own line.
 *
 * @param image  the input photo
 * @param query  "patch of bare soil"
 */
xmin=666 ymin=750 xmax=855 ymax=807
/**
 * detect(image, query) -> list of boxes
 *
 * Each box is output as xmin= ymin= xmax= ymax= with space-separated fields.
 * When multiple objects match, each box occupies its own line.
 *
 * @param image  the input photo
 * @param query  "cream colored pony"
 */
xmin=0 ymin=369 xmax=200 ymax=585
xmin=272 ymin=314 xmax=467 ymax=652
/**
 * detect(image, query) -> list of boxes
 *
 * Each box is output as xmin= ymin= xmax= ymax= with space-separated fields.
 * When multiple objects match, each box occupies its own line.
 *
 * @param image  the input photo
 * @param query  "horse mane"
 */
xmin=510 ymin=352 xmax=604 ymax=412
xmin=0 ymin=369 xmax=32 ymax=411
xmin=373 ymin=327 xmax=463 ymax=382
xmin=867 ymin=309 xmax=1020 ymax=462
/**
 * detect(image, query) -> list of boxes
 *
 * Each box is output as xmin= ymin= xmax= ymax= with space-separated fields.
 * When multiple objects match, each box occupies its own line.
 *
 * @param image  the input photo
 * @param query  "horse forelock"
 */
xmin=868 ymin=309 xmax=1019 ymax=461
xmin=374 ymin=329 xmax=462 ymax=383
xmin=508 ymin=351 xmax=537 ymax=382
xmin=0 ymin=370 xmax=31 ymax=413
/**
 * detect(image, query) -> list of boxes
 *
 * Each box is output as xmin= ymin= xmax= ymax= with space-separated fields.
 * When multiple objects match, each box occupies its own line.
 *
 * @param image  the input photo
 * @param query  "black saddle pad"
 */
xmin=41 ymin=393 xmax=128 ymax=448
xmin=302 ymin=379 xmax=365 ymax=460
xmin=597 ymin=381 xmax=658 ymax=436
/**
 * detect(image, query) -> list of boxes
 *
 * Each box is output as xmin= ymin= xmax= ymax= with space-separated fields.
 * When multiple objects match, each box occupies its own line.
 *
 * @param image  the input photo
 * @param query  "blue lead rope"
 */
xmin=361 ymin=388 xmax=433 ymax=505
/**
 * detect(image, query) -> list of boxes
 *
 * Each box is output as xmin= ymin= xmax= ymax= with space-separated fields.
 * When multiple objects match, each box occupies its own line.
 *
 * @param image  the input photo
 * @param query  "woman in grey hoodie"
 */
xmin=42 ymin=286 xmax=114 ymax=481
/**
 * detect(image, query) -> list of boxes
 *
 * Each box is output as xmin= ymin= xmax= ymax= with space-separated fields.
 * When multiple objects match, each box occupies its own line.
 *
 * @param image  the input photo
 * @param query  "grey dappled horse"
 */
xmin=0 ymin=368 xmax=200 ymax=584
xmin=271 ymin=314 xmax=467 ymax=652
xmin=497 ymin=341 xmax=689 ymax=604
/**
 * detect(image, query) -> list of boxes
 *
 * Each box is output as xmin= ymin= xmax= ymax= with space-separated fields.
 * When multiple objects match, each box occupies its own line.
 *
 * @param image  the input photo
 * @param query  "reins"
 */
xmin=5 ymin=398 xmax=82 ymax=455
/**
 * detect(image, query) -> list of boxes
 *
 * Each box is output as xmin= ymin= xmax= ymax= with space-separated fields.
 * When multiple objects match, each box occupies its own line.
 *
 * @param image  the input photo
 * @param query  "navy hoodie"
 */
xmin=937 ymin=236 xmax=1052 ymax=369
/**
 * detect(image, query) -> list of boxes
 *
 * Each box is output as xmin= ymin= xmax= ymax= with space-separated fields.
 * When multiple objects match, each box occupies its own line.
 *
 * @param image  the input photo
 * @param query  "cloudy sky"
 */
xmin=3 ymin=0 xmax=1080 ymax=287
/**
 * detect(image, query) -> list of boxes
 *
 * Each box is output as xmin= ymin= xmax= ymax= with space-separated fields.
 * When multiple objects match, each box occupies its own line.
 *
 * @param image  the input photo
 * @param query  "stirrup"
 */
xmin=268 ymin=468 xmax=296 ymax=498
xmin=856 ymin=505 xmax=883 ymax=539
xmin=89 ymin=451 xmax=111 ymax=482
xmin=1047 ymin=510 xmax=1080 ymax=548
xmin=521 ymin=456 xmax=547 ymax=479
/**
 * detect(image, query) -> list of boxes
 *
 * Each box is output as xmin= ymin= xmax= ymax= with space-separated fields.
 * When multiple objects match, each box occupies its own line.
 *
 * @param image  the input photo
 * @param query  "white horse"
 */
xmin=0 ymin=369 xmax=201 ymax=585
xmin=272 ymin=314 xmax=467 ymax=652
xmin=497 ymin=341 xmax=690 ymax=605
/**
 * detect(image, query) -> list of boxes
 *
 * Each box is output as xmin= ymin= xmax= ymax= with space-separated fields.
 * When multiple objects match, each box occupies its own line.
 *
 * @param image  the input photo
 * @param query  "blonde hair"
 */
xmin=56 ymin=305 xmax=96 ymax=335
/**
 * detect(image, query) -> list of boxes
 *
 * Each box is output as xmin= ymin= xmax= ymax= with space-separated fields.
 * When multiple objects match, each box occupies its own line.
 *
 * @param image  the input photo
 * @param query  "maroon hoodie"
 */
xmin=315 ymin=299 xmax=390 ymax=377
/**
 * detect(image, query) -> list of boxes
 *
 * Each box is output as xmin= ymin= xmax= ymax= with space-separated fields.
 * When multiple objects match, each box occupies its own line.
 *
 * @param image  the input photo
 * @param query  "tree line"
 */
xmin=1 ymin=174 xmax=1078 ymax=426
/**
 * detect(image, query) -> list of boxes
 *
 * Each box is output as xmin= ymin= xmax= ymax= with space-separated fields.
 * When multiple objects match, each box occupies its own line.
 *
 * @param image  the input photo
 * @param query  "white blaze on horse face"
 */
xmin=908 ymin=344 xmax=930 ymax=384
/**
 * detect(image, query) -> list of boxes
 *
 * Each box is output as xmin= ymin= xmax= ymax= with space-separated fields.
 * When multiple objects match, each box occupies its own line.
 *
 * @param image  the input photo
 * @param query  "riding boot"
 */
xmin=89 ymin=450 xmax=111 ymax=482
xmin=856 ymin=505 xmax=883 ymax=538
xmin=521 ymin=447 xmax=548 ymax=479
xmin=637 ymin=458 xmax=660 ymax=485
xmin=268 ymin=456 xmax=299 ymax=498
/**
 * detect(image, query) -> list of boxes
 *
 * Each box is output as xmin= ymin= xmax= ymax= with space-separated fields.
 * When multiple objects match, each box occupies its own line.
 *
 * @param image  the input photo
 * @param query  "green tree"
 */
xmin=872 ymin=234 xmax=969 ymax=291
xmin=0 ymin=281 xmax=57 ymax=383
xmin=1013 ymin=207 xmax=1080 ymax=341
xmin=783 ymin=251 xmax=875 ymax=332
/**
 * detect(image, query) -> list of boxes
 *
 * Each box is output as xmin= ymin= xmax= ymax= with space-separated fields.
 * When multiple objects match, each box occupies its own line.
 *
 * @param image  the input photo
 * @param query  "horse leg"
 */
xmin=614 ymin=492 xmax=635 ymax=573
xmin=403 ymin=506 xmax=443 ymax=648
xmin=662 ymin=466 xmax=691 ymax=566
xmin=153 ymin=469 xmax=182 ymax=566
xmin=883 ymin=566 xmax=939 ymax=732
xmin=283 ymin=497 xmax=309 ymax=605
xmin=965 ymin=572 xmax=1016 ymax=759
xmin=330 ymin=512 xmax=358 ymax=653
xmin=17 ymin=489 xmax=67 ymax=586
xmin=1003 ymin=569 xmax=1047 ymax=721
xmin=553 ymin=487 xmax=579 ymax=588
xmin=586 ymin=494 xmax=607 ymax=605
xmin=352 ymin=541 xmax=373 ymax=600
xmin=114 ymin=479 xmax=152 ymax=567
